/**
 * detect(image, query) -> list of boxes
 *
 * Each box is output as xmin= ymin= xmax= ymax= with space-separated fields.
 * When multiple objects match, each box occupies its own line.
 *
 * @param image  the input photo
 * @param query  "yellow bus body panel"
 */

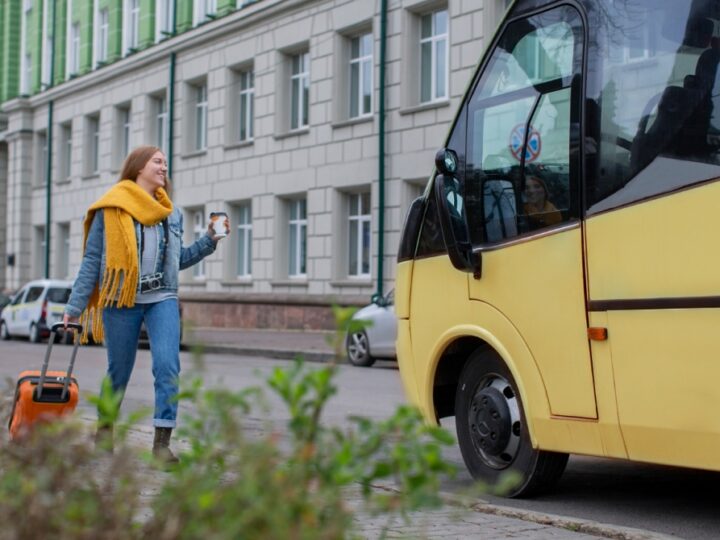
xmin=401 ymin=254 xmax=628 ymax=457
xmin=469 ymin=227 xmax=597 ymax=418
xmin=586 ymin=180 xmax=720 ymax=470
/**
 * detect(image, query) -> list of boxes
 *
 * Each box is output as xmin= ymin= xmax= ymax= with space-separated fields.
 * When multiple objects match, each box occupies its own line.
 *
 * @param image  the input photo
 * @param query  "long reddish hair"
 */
xmin=118 ymin=145 xmax=172 ymax=195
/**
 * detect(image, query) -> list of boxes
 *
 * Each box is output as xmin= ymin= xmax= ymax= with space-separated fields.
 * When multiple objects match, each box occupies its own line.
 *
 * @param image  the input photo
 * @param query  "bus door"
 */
xmin=463 ymin=5 xmax=597 ymax=418
xmin=583 ymin=0 xmax=720 ymax=468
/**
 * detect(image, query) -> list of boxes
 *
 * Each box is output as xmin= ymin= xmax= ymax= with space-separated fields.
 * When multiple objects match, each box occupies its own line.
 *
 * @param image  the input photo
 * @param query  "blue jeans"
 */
xmin=102 ymin=298 xmax=181 ymax=428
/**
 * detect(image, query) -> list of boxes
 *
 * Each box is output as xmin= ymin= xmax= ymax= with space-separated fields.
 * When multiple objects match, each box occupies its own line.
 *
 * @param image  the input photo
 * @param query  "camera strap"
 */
xmin=140 ymin=218 xmax=169 ymax=273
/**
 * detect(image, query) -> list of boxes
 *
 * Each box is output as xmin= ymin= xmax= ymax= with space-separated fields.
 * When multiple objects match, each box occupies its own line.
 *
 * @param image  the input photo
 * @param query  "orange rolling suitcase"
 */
xmin=8 ymin=322 xmax=82 ymax=440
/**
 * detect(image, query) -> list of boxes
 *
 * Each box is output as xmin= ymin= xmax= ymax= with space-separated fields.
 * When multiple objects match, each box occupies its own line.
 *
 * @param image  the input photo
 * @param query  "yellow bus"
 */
xmin=396 ymin=0 xmax=720 ymax=497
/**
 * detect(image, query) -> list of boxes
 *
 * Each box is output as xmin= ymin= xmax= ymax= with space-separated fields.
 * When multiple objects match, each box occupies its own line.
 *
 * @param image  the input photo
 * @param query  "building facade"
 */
xmin=0 ymin=0 xmax=509 ymax=329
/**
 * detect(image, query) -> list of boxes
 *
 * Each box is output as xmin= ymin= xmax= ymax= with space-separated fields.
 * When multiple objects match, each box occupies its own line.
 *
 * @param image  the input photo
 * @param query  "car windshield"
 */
xmin=46 ymin=288 xmax=71 ymax=304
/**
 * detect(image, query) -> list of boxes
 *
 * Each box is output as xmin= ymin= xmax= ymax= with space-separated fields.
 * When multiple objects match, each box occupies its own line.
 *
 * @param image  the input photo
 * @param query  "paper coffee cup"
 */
xmin=209 ymin=212 xmax=229 ymax=237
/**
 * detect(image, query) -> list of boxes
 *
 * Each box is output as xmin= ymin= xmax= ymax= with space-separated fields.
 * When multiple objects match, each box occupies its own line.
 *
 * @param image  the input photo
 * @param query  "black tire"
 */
xmin=29 ymin=323 xmax=42 ymax=344
xmin=456 ymin=348 xmax=568 ymax=498
xmin=0 ymin=321 xmax=10 ymax=341
xmin=346 ymin=330 xmax=376 ymax=367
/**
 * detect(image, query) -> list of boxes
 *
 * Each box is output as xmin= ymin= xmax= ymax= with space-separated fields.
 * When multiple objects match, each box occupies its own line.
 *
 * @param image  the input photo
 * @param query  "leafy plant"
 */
xmin=0 ymin=305 xmax=459 ymax=539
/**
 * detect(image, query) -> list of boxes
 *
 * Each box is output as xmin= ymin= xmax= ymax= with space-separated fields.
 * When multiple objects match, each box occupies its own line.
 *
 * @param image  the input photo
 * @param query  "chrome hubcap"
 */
xmin=348 ymin=332 xmax=368 ymax=361
xmin=468 ymin=375 xmax=522 ymax=469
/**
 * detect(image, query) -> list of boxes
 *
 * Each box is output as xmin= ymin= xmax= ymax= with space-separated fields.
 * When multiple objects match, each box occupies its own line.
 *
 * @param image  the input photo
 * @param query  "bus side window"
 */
xmin=464 ymin=7 xmax=583 ymax=243
xmin=587 ymin=3 xmax=720 ymax=214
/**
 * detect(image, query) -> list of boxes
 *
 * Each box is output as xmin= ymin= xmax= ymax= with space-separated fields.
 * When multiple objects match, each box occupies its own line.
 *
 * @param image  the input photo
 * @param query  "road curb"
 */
xmin=183 ymin=342 xmax=337 ymax=363
xmin=447 ymin=495 xmax=675 ymax=540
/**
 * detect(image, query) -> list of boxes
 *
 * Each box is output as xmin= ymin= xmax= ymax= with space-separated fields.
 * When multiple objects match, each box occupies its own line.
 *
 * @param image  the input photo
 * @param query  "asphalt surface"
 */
xmin=0 ymin=332 xmax=693 ymax=539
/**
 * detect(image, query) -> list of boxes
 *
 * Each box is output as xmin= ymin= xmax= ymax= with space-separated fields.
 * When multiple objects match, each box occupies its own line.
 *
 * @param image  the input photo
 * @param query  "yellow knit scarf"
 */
xmin=79 ymin=180 xmax=173 ymax=343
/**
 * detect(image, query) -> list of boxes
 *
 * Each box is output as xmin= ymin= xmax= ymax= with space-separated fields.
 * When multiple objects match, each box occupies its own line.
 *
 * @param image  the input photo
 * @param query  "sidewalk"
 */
xmin=118 ymin=423 xmax=668 ymax=540
xmin=180 ymin=327 xmax=672 ymax=539
xmin=184 ymin=326 xmax=337 ymax=362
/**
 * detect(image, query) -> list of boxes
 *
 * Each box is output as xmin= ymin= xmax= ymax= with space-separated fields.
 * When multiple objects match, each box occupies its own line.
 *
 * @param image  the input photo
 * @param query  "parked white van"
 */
xmin=0 ymin=280 xmax=73 ymax=343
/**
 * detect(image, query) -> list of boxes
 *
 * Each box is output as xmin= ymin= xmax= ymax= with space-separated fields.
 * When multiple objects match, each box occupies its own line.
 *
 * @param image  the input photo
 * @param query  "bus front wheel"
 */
xmin=455 ymin=349 xmax=568 ymax=498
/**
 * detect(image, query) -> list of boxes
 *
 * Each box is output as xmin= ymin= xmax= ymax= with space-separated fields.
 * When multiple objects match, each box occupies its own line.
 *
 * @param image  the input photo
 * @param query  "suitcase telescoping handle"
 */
xmin=36 ymin=322 xmax=83 ymax=400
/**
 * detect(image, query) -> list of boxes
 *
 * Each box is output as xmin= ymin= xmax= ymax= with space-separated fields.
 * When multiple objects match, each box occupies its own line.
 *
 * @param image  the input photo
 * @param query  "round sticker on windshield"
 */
xmin=509 ymin=124 xmax=542 ymax=163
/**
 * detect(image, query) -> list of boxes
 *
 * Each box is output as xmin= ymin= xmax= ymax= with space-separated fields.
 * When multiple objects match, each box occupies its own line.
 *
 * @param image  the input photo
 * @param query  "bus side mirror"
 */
xmin=434 ymin=169 xmax=482 ymax=279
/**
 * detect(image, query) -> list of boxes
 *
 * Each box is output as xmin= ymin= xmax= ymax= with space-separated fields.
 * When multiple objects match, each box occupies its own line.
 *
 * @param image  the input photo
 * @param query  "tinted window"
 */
xmin=25 ymin=287 xmax=44 ymax=303
xmin=587 ymin=0 xmax=720 ymax=213
xmin=47 ymin=288 xmax=71 ymax=304
xmin=465 ymin=6 xmax=583 ymax=243
xmin=11 ymin=289 xmax=27 ymax=306
xmin=415 ymin=191 xmax=446 ymax=257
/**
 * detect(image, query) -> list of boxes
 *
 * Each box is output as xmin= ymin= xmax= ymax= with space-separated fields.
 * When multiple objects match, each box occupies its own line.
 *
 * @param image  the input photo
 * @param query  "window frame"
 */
xmin=192 ymin=210 xmax=206 ymax=279
xmin=288 ymin=199 xmax=307 ymax=278
xmin=349 ymin=33 xmax=374 ymax=118
xmin=235 ymin=203 xmax=253 ymax=278
xmin=95 ymin=6 xmax=109 ymax=66
xmin=458 ymin=4 xmax=584 ymax=247
xmin=195 ymin=83 xmax=208 ymax=150
xmin=238 ymin=70 xmax=255 ymax=142
xmin=124 ymin=0 xmax=140 ymax=54
xmin=420 ymin=8 xmax=449 ymax=103
xmin=347 ymin=192 xmax=372 ymax=278
xmin=86 ymin=114 xmax=101 ymax=176
xmin=290 ymin=52 xmax=310 ymax=131
xmin=155 ymin=95 xmax=168 ymax=150
xmin=57 ymin=223 xmax=71 ymax=279
xmin=41 ymin=0 xmax=52 ymax=88
xmin=67 ymin=20 xmax=80 ymax=78
xmin=156 ymin=0 xmax=175 ymax=42
xmin=194 ymin=0 xmax=217 ymax=26
xmin=60 ymin=122 xmax=73 ymax=181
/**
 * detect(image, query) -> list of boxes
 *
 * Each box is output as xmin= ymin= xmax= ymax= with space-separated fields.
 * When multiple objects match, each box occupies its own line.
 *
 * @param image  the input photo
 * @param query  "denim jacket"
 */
xmin=65 ymin=207 xmax=216 ymax=317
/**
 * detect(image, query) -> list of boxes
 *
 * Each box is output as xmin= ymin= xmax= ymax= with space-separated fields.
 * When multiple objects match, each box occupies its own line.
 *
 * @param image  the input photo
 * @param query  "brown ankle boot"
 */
xmin=152 ymin=427 xmax=179 ymax=464
xmin=94 ymin=424 xmax=114 ymax=453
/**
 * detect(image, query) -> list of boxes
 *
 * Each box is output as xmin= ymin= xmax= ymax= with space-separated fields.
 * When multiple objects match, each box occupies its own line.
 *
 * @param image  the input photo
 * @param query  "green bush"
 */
xmin=0 ymin=306 xmax=458 ymax=539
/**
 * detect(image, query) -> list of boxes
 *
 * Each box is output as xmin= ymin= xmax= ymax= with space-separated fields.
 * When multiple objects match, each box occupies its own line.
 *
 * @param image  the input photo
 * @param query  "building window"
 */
xmin=67 ymin=21 xmax=80 ymax=77
xmin=34 ymin=226 xmax=46 ymax=279
xmin=192 ymin=210 xmax=206 ymax=278
xmin=288 ymin=199 xmax=307 ymax=277
xmin=194 ymin=83 xmax=208 ymax=150
xmin=124 ymin=0 xmax=140 ymax=54
xmin=114 ymin=105 xmax=131 ymax=168
xmin=156 ymin=0 xmax=174 ymax=42
xmin=41 ymin=0 xmax=52 ymax=87
xmin=34 ymin=131 xmax=48 ymax=187
xmin=235 ymin=203 xmax=252 ymax=277
xmin=348 ymin=192 xmax=371 ymax=277
xmin=96 ymin=7 xmax=109 ymax=65
xmin=290 ymin=52 xmax=310 ymax=130
xmin=420 ymin=9 xmax=449 ymax=103
xmin=86 ymin=115 xmax=100 ymax=175
xmin=350 ymin=33 xmax=373 ymax=118
xmin=155 ymin=95 xmax=168 ymax=150
xmin=194 ymin=0 xmax=217 ymax=25
xmin=22 ymin=54 xmax=32 ymax=95
xmin=238 ymin=70 xmax=254 ymax=141
xmin=60 ymin=122 xmax=72 ymax=181
xmin=57 ymin=223 xmax=71 ymax=279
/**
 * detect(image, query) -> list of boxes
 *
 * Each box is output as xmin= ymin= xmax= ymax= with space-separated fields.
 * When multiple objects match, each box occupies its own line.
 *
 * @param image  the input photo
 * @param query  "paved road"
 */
xmin=1 ymin=340 xmax=714 ymax=538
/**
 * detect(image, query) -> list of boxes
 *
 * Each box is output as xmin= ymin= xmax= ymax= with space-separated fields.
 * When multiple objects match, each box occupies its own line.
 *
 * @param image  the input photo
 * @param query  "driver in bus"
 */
xmin=523 ymin=175 xmax=562 ymax=230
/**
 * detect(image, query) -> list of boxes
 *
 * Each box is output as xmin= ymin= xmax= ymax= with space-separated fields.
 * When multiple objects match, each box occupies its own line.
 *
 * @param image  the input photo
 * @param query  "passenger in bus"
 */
xmin=523 ymin=175 xmax=562 ymax=230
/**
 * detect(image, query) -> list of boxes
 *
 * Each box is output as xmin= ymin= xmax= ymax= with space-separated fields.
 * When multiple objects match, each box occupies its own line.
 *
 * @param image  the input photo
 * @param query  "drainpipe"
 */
xmin=167 ymin=0 xmax=177 ymax=177
xmin=168 ymin=52 xmax=176 ymax=177
xmin=44 ymin=0 xmax=57 ymax=278
xmin=376 ymin=0 xmax=388 ymax=300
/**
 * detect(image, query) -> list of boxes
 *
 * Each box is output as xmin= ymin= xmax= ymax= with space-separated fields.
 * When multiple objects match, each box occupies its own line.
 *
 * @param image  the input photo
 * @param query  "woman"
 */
xmin=63 ymin=145 xmax=227 ymax=462
xmin=523 ymin=175 xmax=562 ymax=230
